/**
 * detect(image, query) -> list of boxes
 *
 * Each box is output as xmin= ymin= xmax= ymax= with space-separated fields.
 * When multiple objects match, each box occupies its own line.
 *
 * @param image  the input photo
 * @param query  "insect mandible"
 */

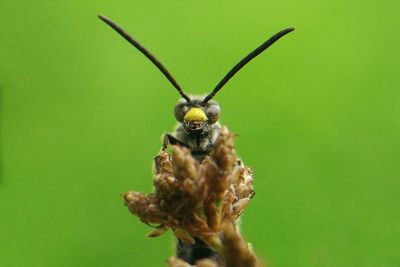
xmin=98 ymin=15 xmax=294 ymax=160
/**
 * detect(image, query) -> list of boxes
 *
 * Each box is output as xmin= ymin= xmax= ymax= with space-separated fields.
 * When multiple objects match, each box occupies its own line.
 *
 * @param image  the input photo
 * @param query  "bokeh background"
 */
xmin=1 ymin=1 xmax=399 ymax=266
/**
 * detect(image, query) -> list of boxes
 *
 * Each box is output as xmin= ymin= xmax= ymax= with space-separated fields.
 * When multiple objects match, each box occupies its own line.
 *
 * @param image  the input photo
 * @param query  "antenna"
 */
xmin=203 ymin=27 xmax=295 ymax=103
xmin=98 ymin=15 xmax=191 ymax=103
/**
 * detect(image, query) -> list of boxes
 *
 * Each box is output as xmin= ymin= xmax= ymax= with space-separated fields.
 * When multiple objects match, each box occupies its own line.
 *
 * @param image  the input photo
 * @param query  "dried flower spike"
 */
xmin=124 ymin=127 xmax=258 ymax=266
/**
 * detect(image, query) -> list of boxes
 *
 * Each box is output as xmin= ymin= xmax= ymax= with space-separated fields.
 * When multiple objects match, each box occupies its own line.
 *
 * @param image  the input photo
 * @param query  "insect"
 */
xmin=98 ymin=15 xmax=294 ymax=160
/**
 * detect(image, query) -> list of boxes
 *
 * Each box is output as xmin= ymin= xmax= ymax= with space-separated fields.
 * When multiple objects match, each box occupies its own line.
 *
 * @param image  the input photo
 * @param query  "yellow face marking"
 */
xmin=183 ymin=107 xmax=207 ymax=122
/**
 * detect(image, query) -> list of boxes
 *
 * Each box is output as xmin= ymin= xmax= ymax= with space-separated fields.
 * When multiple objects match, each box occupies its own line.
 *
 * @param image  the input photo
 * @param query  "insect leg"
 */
xmin=162 ymin=133 xmax=187 ymax=151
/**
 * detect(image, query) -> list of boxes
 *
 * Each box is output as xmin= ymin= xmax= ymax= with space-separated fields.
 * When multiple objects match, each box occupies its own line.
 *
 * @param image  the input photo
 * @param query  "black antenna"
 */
xmin=203 ymin=27 xmax=295 ymax=103
xmin=98 ymin=15 xmax=191 ymax=103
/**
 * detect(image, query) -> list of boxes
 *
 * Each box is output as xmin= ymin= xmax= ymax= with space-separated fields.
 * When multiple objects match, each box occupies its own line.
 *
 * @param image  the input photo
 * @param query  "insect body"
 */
xmin=167 ymin=96 xmax=221 ymax=160
xmin=98 ymin=15 xmax=294 ymax=160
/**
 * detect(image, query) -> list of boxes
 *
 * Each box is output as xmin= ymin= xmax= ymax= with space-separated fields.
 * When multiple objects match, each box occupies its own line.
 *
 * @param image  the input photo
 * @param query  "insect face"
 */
xmin=174 ymin=97 xmax=220 ymax=133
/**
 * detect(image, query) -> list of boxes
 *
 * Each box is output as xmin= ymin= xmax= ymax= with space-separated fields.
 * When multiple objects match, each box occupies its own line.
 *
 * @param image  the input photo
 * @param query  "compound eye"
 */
xmin=174 ymin=102 xmax=190 ymax=122
xmin=205 ymin=102 xmax=220 ymax=124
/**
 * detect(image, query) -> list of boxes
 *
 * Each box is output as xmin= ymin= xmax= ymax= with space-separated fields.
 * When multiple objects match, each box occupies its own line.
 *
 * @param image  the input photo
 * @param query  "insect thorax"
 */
xmin=174 ymin=122 xmax=221 ymax=155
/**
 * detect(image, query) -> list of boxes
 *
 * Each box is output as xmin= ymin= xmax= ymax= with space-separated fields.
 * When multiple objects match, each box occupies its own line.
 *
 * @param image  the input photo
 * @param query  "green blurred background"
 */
xmin=1 ymin=0 xmax=399 ymax=266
